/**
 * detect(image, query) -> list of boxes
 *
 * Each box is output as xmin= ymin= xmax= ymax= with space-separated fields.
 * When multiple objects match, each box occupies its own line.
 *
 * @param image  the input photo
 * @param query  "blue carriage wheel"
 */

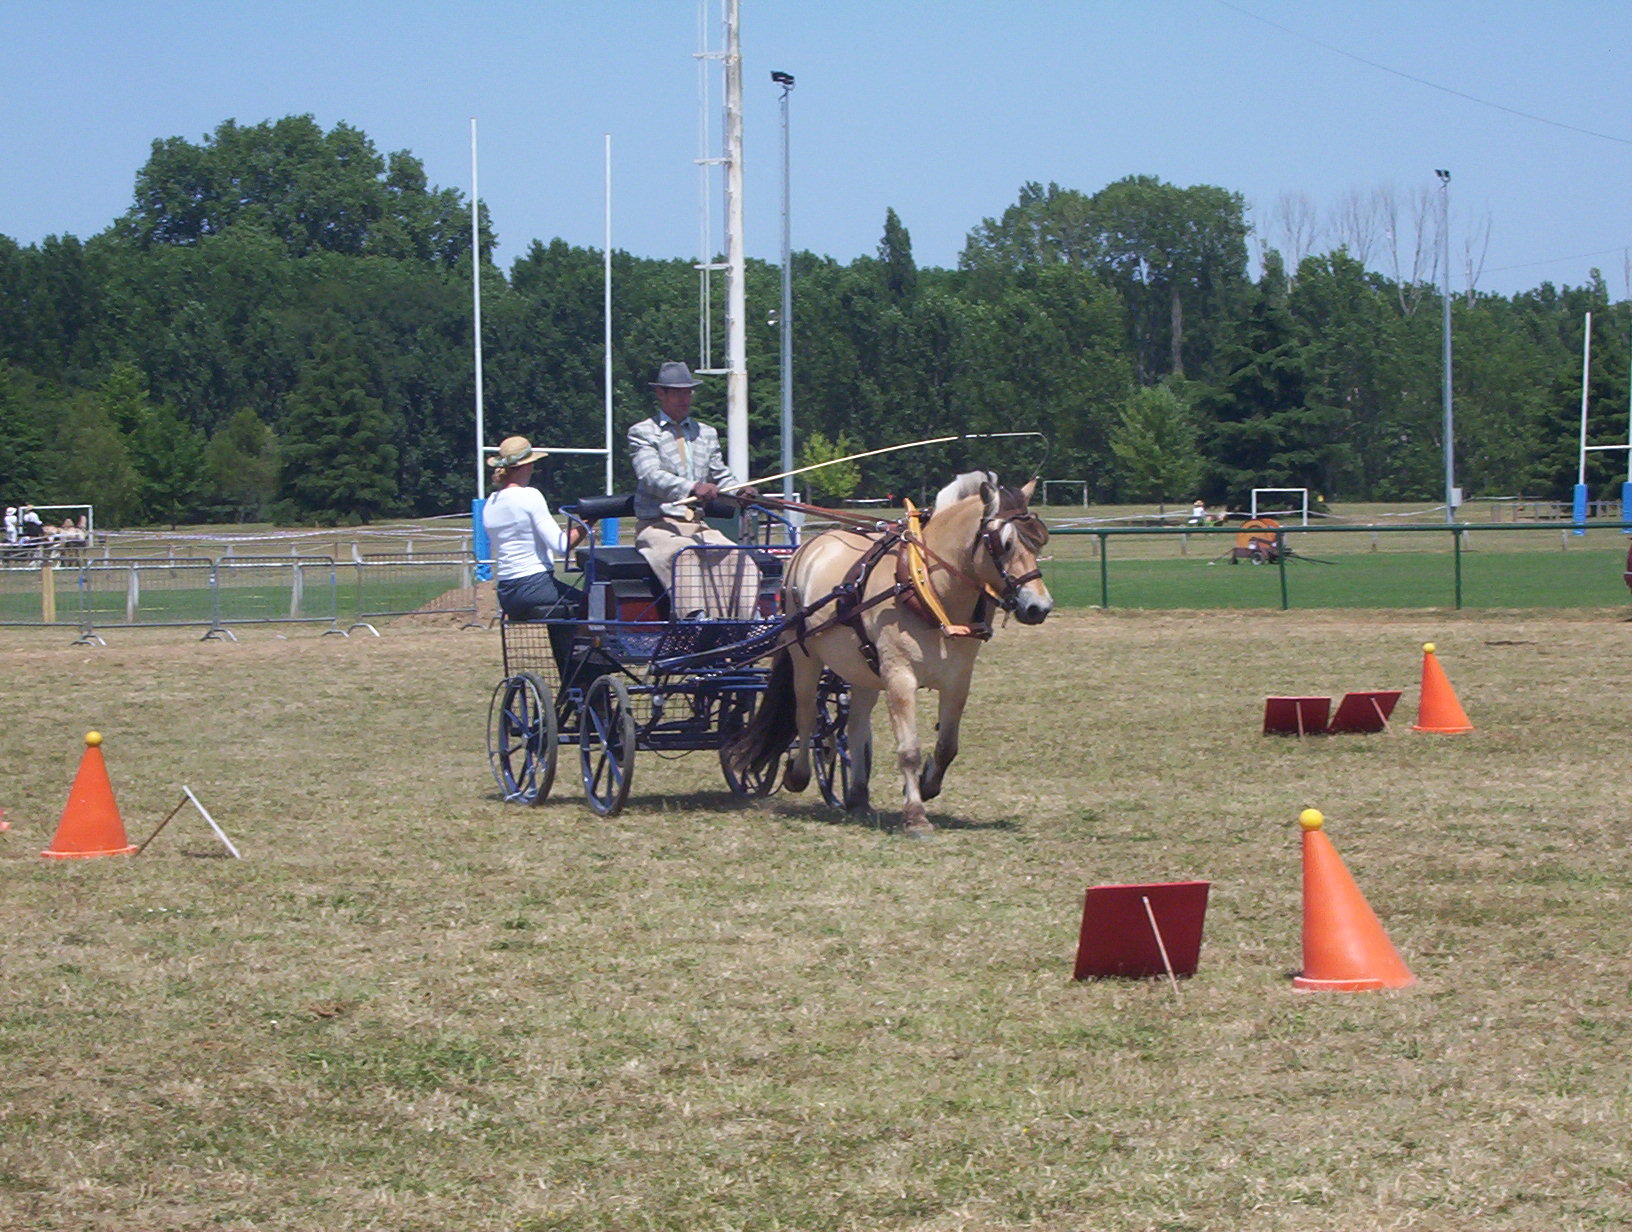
xmin=487 ymin=672 xmax=558 ymax=806
xmin=579 ymin=674 xmax=637 ymax=817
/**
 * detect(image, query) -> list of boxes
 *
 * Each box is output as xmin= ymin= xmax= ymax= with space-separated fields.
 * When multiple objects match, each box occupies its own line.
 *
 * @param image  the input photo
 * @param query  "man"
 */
xmin=628 ymin=361 xmax=760 ymax=619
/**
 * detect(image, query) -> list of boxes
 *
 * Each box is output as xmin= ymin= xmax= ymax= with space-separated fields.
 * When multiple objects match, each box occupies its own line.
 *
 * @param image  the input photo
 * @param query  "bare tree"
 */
xmin=1329 ymin=186 xmax=1383 ymax=269
xmin=1461 ymin=209 xmax=1492 ymax=302
xmin=1378 ymin=183 xmax=1435 ymax=317
xmin=1270 ymin=190 xmax=1323 ymax=274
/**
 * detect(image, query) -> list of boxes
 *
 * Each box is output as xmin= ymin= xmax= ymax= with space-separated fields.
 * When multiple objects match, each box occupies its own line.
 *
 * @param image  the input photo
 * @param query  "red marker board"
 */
xmin=1326 ymin=690 xmax=1402 ymax=734
xmin=1262 ymin=696 xmax=1331 ymax=736
xmin=1073 ymin=880 xmax=1212 ymax=981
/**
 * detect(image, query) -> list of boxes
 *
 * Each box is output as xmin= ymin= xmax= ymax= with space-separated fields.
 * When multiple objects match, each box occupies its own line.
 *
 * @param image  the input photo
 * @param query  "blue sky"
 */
xmin=4 ymin=0 xmax=1630 ymax=297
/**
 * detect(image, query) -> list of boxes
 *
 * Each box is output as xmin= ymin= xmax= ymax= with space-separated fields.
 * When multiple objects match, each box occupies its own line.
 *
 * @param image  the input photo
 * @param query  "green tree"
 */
xmin=51 ymin=396 xmax=142 ymax=524
xmin=1197 ymin=291 xmax=1336 ymax=507
xmin=1109 ymin=383 xmax=1203 ymax=508
xmin=119 ymin=115 xmax=483 ymax=265
xmin=877 ymin=208 xmax=918 ymax=302
xmin=133 ymin=402 xmax=207 ymax=525
xmin=280 ymin=341 xmax=400 ymax=523
xmin=205 ymin=408 xmax=282 ymax=522
xmin=798 ymin=430 xmax=862 ymax=503
xmin=0 ymin=361 xmax=56 ymax=499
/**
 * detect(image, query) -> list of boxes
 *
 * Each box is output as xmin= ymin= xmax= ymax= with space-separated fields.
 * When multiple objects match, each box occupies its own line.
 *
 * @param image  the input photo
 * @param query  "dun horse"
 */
xmin=724 ymin=472 xmax=1053 ymax=834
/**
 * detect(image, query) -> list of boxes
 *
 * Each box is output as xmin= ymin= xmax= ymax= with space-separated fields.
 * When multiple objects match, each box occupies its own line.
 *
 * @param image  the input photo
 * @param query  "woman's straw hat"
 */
xmin=488 ymin=435 xmax=549 ymax=469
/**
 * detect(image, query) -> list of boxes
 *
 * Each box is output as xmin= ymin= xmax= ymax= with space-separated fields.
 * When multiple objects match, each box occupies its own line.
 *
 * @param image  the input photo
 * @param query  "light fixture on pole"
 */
xmin=773 ymin=70 xmax=796 ymax=501
xmin=1436 ymin=169 xmax=1455 ymax=525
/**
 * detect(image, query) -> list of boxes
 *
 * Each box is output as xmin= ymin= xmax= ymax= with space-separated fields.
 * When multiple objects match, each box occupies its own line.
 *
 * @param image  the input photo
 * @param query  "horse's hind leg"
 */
xmin=882 ymin=672 xmax=932 ymax=834
xmin=843 ymin=686 xmax=877 ymax=813
xmin=919 ymin=674 xmax=971 ymax=803
xmin=782 ymin=650 xmax=823 ymax=793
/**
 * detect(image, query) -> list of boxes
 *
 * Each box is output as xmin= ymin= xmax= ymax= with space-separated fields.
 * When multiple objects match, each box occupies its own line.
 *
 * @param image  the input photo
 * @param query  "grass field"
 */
xmin=3 ymin=607 xmax=1630 ymax=1231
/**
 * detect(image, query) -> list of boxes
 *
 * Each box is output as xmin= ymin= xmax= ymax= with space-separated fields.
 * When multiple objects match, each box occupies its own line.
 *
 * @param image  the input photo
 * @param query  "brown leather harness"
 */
xmin=787 ymin=497 xmax=1048 ymax=676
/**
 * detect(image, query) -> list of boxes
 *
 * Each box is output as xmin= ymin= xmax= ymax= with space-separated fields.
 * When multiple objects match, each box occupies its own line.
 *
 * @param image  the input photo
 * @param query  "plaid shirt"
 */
xmin=628 ymin=412 xmax=737 ymax=520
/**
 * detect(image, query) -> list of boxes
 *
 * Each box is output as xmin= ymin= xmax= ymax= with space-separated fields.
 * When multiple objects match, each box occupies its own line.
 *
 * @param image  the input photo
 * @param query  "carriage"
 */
xmin=485 ymin=492 xmax=853 ymax=816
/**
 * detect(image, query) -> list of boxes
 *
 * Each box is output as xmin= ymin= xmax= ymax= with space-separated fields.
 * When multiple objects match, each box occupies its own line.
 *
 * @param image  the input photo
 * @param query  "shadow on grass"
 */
xmin=481 ymin=785 xmax=1019 ymax=833
xmin=768 ymin=794 xmax=1022 ymax=834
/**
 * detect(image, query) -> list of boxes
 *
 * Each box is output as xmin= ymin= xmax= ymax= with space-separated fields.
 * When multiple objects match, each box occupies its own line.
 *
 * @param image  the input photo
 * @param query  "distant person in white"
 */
xmin=481 ymin=436 xmax=584 ymax=622
xmin=3 ymin=506 xmax=16 ymax=544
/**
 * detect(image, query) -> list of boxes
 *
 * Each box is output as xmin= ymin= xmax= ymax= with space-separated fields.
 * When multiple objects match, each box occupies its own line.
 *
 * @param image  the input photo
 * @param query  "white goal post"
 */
xmin=1042 ymin=479 xmax=1088 ymax=507
xmin=1250 ymin=488 xmax=1309 ymax=526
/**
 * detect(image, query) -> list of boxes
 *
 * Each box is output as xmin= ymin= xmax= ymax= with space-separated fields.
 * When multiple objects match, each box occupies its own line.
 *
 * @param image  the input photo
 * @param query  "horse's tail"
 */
xmin=723 ymin=646 xmax=798 ymax=786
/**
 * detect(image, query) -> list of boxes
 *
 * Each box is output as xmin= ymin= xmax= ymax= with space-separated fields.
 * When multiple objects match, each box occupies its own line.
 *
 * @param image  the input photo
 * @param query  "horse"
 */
xmin=723 ymin=471 xmax=1053 ymax=834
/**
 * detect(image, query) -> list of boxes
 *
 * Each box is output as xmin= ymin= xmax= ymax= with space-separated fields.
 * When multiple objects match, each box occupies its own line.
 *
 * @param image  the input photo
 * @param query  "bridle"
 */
xmin=979 ymin=509 xmax=1048 ymax=612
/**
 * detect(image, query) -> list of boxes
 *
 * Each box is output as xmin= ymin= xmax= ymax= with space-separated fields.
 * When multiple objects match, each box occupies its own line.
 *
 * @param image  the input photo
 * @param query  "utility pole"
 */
xmin=723 ymin=0 xmax=747 ymax=484
xmin=1437 ymin=169 xmax=1455 ymax=524
xmin=773 ymin=70 xmax=795 ymax=500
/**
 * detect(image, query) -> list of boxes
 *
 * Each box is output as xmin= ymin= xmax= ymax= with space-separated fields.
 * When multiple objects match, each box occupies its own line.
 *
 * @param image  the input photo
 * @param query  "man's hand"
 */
xmin=691 ymin=481 xmax=720 ymax=501
xmin=734 ymin=485 xmax=760 ymax=505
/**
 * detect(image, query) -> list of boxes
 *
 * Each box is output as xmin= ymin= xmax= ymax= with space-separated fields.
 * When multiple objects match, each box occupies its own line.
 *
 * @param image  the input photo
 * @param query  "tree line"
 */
xmin=2 ymin=114 xmax=1628 ymax=527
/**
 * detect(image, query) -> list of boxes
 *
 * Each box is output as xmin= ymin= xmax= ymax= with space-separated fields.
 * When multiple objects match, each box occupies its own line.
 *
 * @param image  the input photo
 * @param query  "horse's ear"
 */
xmin=979 ymin=479 xmax=1001 ymax=519
xmin=1019 ymin=477 xmax=1038 ymax=504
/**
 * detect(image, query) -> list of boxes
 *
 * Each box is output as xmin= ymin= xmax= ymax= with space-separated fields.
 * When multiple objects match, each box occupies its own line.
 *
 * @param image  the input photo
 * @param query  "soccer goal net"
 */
xmin=1042 ymin=479 xmax=1088 ymax=507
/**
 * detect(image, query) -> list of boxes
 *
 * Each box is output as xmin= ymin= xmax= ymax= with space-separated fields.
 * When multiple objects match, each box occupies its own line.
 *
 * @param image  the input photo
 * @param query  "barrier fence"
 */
xmin=1048 ymin=521 xmax=1632 ymax=610
xmin=6 ymin=522 xmax=1631 ymax=637
xmin=2 ymin=555 xmax=346 ymax=640
xmin=349 ymin=554 xmax=480 ymax=634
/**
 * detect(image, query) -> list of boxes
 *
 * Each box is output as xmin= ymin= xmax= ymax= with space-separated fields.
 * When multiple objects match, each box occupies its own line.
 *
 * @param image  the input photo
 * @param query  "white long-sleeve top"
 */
xmin=482 ymin=484 xmax=570 ymax=581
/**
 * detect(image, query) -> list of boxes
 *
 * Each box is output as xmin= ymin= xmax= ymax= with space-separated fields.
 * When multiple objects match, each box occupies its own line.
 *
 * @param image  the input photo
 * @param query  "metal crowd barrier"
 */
xmin=78 ymin=560 xmax=219 ymax=639
xmin=0 ymin=562 xmax=83 ymax=630
xmin=211 ymin=556 xmax=341 ymax=640
xmin=348 ymin=553 xmax=480 ymax=636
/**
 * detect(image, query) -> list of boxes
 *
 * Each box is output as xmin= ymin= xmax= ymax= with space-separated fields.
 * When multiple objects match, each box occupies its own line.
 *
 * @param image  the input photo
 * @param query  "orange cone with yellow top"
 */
xmin=41 ymin=732 xmax=136 ymax=859
xmin=1411 ymin=642 xmax=1473 ymax=733
xmin=1293 ymin=809 xmax=1415 ymax=992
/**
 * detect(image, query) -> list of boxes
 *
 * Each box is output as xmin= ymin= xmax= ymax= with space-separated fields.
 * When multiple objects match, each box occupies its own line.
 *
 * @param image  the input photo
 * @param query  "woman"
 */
xmin=482 ymin=436 xmax=585 ymax=622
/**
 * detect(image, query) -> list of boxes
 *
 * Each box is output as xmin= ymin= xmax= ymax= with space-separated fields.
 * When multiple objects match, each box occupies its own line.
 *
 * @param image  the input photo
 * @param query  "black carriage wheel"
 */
xmin=487 ymin=671 xmax=559 ymax=805
xmin=812 ymin=672 xmax=853 ymax=808
xmin=579 ymin=674 xmax=637 ymax=816
xmin=718 ymin=693 xmax=780 ymax=798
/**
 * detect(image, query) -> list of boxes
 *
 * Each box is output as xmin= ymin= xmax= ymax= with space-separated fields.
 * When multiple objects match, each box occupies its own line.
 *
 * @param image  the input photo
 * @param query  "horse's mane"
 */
xmin=932 ymin=470 xmax=997 ymax=517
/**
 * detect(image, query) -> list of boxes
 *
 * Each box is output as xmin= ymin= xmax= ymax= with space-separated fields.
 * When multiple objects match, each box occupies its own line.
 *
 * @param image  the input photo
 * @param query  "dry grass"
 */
xmin=2 ymin=609 xmax=1631 ymax=1231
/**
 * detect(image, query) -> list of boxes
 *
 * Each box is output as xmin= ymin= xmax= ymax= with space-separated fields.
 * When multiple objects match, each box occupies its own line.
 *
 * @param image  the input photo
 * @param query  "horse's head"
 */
xmin=932 ymin=472 xmax=1054 ymax=625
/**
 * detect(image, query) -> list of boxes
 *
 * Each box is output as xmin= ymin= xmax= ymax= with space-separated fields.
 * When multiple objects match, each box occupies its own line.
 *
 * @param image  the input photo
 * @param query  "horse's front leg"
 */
xmin=782 ymin=650 xmax=823 ymax=793
xmin=919 ymin=673 xmax=971 ymax=803
xmin=882 ymin=671 xmax=932 ymax=834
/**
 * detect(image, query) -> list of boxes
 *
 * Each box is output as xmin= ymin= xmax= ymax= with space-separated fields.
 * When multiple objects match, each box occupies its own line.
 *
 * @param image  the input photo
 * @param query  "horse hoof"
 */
xmin=784 ymin=763 xmax=810 ymax=793
xmin=902 ymin=822 xmax=936 ymax=840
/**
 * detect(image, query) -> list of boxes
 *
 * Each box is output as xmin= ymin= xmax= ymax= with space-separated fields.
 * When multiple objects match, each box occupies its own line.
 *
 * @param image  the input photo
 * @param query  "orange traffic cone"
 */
xmin=41 ymin=732 xmax=136 ymax=859
xmin=1292 ymin=809 xmax=1415 ymax=992
xmin=1412 ymin=642 xmax=1473 ymax=733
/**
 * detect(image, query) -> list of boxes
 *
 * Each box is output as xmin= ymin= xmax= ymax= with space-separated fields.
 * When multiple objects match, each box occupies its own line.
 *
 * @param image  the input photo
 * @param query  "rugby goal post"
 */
xmin=1042 ymin=479 xmax=1088 ymax=508
xmin=1250 ymin=488 xmax=1309 ymax=526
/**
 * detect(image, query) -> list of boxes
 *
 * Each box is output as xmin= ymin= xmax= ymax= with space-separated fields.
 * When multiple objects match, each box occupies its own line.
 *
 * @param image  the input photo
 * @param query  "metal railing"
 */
xmin=1049 ymin=521 xmax=1632 ymax=610
xmin=2 ymin=555 xmax=346 ymax=641
xmin=349 ymin=554 xmax=480 ymax=635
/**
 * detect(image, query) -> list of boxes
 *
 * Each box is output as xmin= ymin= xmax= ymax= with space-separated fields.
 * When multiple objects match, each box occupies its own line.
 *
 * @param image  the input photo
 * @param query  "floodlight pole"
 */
xmin=774 ymin=70 xmax=795 ymax=500
xmin=723 ymin=0 xmax=748 ymax=485
xmin=1436 ymin=169 xmax=1454 ymax=525
xmin=1576 ymin=311 xmax=1591 ymax=533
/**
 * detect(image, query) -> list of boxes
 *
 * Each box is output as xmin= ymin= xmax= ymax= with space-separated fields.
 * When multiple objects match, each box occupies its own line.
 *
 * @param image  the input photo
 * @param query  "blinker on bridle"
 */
xmin=979 ymin=510 xmax=1048 ymax=612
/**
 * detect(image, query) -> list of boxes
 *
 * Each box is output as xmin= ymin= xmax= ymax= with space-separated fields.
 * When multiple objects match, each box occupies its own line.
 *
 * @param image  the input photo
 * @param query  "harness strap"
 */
xmin=897 ymin=501 xmax=990 ymax=640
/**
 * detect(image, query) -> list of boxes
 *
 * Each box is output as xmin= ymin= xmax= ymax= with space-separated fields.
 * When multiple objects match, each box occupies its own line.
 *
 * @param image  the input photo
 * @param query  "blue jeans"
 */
xmin=496 ymin=570 xmax=581 ymax=622
xmin=498 ymin=571 xmax=584 ymax=672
